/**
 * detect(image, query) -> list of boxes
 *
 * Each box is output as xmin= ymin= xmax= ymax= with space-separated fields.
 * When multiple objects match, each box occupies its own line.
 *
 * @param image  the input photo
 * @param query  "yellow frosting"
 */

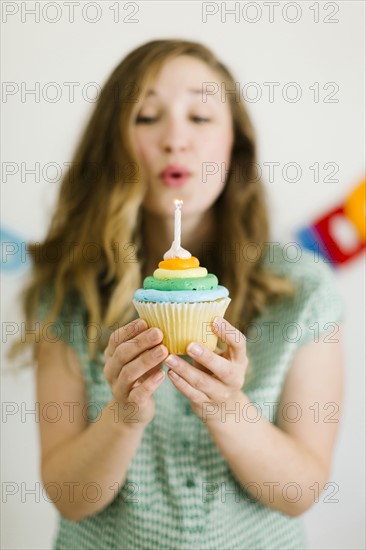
xmin=159 ymin=257 xmax=199 ymax=270
xmin=153 ymin=267 xmax=208 ymax=280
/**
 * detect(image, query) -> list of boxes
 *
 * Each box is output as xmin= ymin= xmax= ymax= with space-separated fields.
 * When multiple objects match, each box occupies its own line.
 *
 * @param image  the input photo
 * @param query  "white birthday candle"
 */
xmin=173 ymin=199 xmax=183 ymax=250
xmin=163 ymin=199 xmax=191 ymax=259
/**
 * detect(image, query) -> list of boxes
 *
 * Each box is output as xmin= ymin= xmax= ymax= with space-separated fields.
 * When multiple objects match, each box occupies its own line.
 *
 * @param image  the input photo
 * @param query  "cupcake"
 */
xmin=133 ymin=200 xmax=230 ymax=354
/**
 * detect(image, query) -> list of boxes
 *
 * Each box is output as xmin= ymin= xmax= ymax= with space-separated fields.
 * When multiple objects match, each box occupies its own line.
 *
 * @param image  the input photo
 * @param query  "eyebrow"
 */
xmin=145 ymin=88 xmax=218 ymax=100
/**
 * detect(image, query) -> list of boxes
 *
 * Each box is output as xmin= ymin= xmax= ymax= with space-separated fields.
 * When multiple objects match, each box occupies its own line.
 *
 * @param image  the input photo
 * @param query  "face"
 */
xmin=129 ymin=55 xmax=234 ymax=218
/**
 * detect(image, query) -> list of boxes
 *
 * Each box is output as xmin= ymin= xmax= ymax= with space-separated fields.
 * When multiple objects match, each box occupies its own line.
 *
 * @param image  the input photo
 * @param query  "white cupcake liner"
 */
xmin=132 ymin=298 xmax=231 ymax=355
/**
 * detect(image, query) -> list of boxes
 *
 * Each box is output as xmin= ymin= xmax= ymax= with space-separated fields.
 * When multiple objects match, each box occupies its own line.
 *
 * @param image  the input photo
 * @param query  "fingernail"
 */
xmin=137 ymin=319 xmax=147 ymax=330
xmin=148 ymin=329 xmax=161 ymax=343
xmin=168 ymin=370 xmax=180 ymax=380
xmin=187 ymin=343 xmax=202 ymax=356
xmin=152 ymin=346 xmax=164 ymax=359
xmin=212 ymin=317 xmax=222 ymax=328
xmin=165 ymin=354 xmax=178 ymax=366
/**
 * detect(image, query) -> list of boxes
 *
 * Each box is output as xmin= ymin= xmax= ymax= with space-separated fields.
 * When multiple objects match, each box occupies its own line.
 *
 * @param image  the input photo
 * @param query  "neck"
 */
xmin=141 ymin=207 xmax=216 ymax=274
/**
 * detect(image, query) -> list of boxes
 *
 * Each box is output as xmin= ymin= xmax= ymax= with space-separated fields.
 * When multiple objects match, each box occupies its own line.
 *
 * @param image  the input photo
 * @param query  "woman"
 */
xmin=10 ymin=39 xmax=345 ymax=549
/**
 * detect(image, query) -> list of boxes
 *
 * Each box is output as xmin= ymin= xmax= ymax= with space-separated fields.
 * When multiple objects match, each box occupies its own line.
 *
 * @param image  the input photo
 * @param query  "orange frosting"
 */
xmin=158 ymin=257 xmax=200 ymax=270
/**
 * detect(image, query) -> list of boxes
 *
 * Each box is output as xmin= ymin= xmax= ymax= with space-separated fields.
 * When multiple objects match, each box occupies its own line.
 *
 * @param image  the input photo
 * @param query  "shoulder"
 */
xmin=263 ymin=243 xmax=343 ymax=302
xmin=261 ymin=243 xmax=346 ymax=345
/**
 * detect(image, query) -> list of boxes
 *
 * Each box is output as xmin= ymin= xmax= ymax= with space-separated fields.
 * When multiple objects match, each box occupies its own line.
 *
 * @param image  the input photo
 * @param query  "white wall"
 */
xmin=1 ymin=1 xmax=365 ymax=548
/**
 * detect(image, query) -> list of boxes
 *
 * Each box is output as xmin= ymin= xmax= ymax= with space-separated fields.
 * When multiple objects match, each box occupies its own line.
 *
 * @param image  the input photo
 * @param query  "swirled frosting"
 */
xmin=134 ymin=255 xmax=229 ymax=303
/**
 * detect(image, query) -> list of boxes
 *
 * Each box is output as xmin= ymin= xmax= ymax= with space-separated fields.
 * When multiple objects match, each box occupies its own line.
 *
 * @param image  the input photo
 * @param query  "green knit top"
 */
xmin=36 ymin=246 xmax=345 ymax=550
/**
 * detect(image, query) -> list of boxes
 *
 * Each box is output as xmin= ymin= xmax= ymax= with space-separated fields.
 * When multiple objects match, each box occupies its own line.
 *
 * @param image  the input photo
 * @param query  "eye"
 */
xmin=135 ymin=116 xmax=157 ymax=124
xmin=191 ymin=116 xmax=210 ymax=123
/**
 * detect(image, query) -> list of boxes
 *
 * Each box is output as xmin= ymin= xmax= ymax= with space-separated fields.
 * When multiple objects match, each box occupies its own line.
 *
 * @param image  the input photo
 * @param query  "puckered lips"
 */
xmin=160 ymin=165 xmax=191 ymax=188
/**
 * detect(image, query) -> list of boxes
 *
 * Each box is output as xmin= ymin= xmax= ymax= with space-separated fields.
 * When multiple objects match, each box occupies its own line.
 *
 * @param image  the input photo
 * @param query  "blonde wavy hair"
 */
xmin=8 ymin=39 xmax=296 ymax=370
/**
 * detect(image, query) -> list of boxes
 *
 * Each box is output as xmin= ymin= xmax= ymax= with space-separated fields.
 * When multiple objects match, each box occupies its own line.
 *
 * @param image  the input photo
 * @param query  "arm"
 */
xmin=206 ymin=329 xmax=344 ymax=516
xmin=166 ymin=319 xmax=345 ymax=516
xmin=37 ymin=338 xmax=146 ymax=522
xmin=37 ymin=320 xmax=168 ymax=522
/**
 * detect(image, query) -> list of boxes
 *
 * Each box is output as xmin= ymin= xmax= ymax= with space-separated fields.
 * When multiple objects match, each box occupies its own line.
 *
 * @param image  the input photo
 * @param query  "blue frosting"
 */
xmin=133 ymin=285 xmax=229 ymax=303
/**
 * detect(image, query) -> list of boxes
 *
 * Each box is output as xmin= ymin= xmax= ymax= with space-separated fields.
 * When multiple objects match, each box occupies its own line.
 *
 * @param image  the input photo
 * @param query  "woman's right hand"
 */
xmin=103 ymin=319 xmax=168 ymax=429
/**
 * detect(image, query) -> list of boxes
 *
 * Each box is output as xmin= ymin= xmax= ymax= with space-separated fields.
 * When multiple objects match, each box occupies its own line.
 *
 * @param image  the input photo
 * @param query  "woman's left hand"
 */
xmin=165 ymin=317 xmax=249 ymax=423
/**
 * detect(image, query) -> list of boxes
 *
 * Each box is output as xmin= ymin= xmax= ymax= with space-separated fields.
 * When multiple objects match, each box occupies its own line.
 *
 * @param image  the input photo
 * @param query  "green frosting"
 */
xmin=143 ymin=273 xmax=218 ymax=291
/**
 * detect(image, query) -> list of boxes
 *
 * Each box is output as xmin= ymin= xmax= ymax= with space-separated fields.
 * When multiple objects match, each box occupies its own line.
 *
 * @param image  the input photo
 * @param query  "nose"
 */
xmin=161 ymin=117 xmax=189 ymax=154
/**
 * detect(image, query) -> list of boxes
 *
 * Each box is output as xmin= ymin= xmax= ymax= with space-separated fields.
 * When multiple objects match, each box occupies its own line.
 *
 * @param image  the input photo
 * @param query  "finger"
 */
xmin=167 ymin=365 xmax=207 ymax=405
xmin=104 ymin=326 xmax=164 ymax=384
xmin=185 ymin=341 xmax=231 ymax=384
xmin=131 ymin=364 xmax=163 ymax=388
xmin=165 ymin=354 xmax=223 ymax=400
xmin=117 ymin=345 xmax=168 ymax=396
xmin=129 ymin=368 xmax=166 ymax=405
xmin=211 ymin=317 xmax=246 ymax=363
xmin=193 ymin=362 xmax=212 ymax=376
xmin=104 ymin=330 xmax=167 ymax=386
xmin=186 ymin=341 xmax=245 ymax=389
xmin=114 ymin=327 xmax=164 ymax=367
xmin=104 ymin=319 xmax=148 ymax=358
